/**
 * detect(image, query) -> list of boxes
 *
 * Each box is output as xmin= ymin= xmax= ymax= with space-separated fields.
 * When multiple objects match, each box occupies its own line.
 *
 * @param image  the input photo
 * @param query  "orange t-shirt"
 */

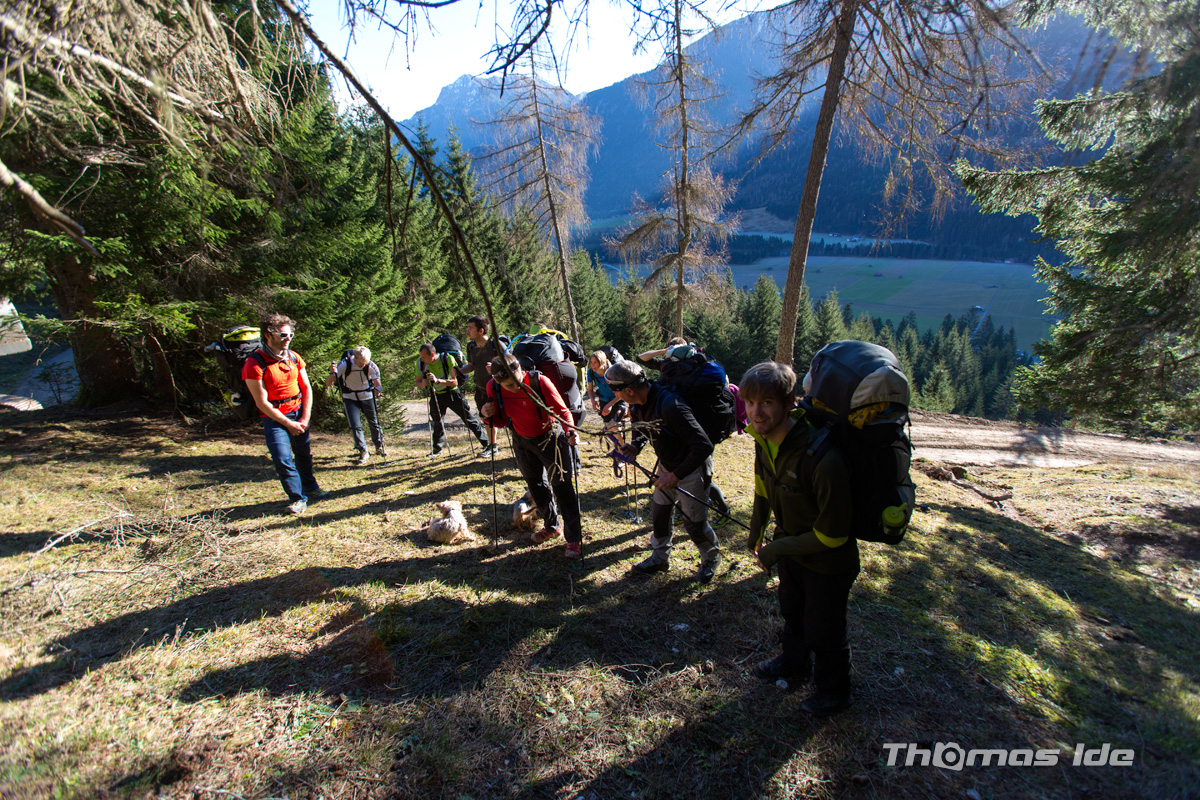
xmin=241 ymin=349 xmax=305 ymax=415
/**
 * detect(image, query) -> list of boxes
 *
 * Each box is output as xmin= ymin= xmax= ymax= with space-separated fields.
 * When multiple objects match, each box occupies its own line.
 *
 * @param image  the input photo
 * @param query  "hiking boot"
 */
xmin=531 ymin=526 xmax=562 ymax=545
xmin=429 ymin=447 xmax=444 ymax=459
xmin=357 ymin=451 xmax=370 ymax=465
xmin=307 ymin=489 xmax=330 ymax=502
xmin=564 ymin=542 xmax=582 ymax=559
xmin=287 ymin=499 xmax=307 ymax=515
xmin=711 ymin=514 xmax=730 ymax=529
xmin=697 ymin=550 xmax=721 ymax=584
xmin=631 ymin=554 xmax=669 ymax=575
xmin=375 ymin=445 xmax=388 ymax=457
xmin=752 ymin=654 xmax=811 ymax=682
xmin=480 ymin=444 xmax=498 ymax=458
xmin=801 ymin=688 xmax=853 ymax=716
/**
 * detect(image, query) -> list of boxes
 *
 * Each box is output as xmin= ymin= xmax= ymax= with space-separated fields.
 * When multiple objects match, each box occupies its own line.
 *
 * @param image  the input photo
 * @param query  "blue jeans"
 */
xmin=343 ymin=396 xmax=384 ymax=453
xmin=262 ymin=408 xmax=319 ymax=502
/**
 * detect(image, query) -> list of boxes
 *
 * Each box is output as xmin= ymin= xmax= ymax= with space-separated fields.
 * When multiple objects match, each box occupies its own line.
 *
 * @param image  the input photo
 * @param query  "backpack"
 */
xmin=205 ymin=325 xmax=263 ymax=420
xmin=658 ymin=345 xmax=735 ymax=446
xmin=512 ymin=333 xmax=581 ymax=410
xmin=335 ymin=350 xmax=376 ymax=396
xmin=558 ymin=337 xmax=587 ymax=365
xmin=430 ymin=333 xmax=470 ymax=389
xmin=799 ymin=340 xmax=915 ymax=545
xmin=597 ymin=345 xmax=624 ymax=364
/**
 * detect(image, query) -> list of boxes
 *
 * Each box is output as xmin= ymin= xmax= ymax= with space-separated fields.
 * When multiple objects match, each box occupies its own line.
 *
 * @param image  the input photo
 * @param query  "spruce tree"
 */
xmin=959 ymin=0 xmax=1200 ymax=430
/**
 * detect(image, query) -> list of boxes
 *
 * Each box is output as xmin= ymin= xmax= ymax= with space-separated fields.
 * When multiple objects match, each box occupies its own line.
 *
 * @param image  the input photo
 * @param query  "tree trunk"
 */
xmin=46 ymin=252 xmax=139 ymax=403
xmin=673 ymin=0 xmax=690 ymax=341
xmin=775 ymin=0 xmax=859 ymax=365
xmin=530 ymin=66 xmax=582 ymax=345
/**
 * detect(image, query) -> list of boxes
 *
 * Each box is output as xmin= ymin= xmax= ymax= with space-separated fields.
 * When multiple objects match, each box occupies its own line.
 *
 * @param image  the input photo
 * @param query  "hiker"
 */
xmin=512 ymin=325 xmax=585 ymax=473
xmin=465 ymin=316 xmax=506 ymax=453
xmin=416 ymin=340 xmax=493 ymax=457
xmin=638 ymin=338 xmax=735 ymax=521
xmin=606 ymin=360 xmax=721 ymax=583
xmin=480 ymin=352 xmax=583 ymax=558
xmin=634 ymin=337 xmax=687 ymax=371
xmin=741 ymin=361 xmax=857 ymax=715
xmin=325 ymin=346 xmax=386 ymax=465
xmin=587 ymin=349 xmax=629 ymax=476
xmin=241 ymin=313 xmax=327 ymax=515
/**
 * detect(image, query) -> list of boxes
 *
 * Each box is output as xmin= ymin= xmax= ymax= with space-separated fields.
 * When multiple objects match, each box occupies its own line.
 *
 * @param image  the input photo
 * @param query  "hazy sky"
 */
xmin=306 ymin=0 xmax=755 ymax=121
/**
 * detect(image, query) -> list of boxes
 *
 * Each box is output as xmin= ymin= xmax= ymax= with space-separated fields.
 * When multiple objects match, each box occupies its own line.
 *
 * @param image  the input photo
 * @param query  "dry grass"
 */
xmin=0 ymin=405 xmax=1197 ymax=799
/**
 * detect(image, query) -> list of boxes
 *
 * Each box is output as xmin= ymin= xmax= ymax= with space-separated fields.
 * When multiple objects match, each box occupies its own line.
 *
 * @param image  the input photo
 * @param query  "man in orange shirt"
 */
xmin=242 ymin=313 xmax=327 ymax=515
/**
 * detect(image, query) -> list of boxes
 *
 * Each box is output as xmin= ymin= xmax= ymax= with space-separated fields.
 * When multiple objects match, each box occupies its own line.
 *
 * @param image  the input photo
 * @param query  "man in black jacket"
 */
xmin=607 ymin=361 xmax=721 ymax=583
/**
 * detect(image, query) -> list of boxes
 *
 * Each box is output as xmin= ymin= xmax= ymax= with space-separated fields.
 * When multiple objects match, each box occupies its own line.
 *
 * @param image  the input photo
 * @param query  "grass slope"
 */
xmin=0 ymin=407 xmax=1197 ymax=799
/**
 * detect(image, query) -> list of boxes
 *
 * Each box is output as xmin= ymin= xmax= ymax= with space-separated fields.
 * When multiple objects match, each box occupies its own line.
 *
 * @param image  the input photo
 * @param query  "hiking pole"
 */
xmin=490 ymin=420 xmax=498 ymax=548
xmin=426 ymin=384 xmax=435 ymax=457
xmin=617 ymin=456 xmax=751 ymax=531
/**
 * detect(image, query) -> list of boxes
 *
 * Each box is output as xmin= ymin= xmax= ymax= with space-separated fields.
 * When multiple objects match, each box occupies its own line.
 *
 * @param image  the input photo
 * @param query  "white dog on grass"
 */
xmin=425 ymin=500 xmax=474 ymax=544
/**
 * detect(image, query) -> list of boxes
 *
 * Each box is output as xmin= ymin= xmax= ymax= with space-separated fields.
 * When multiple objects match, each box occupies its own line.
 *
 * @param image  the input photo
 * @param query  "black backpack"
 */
xmin=205 ymin=325 xmax=264 ymax=420
xmin=799 ymin=340 xmax=916 ymax=545
xmin=597 ymin=345 xmax=624 ymax=364
xmin=658 ymin=346 xmax=735 ymax=446
xmin=558 ymin=337 xmax=587 ymax=365
xmin=512 ymin=333 xmax=581 ymax=410
xmin=430 ymin=333 xmax=470 ymax=389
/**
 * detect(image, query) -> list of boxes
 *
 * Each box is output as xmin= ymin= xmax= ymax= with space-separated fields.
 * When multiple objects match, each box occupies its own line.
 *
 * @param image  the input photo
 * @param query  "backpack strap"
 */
xmin=799 ymin=424 xmax=836 ymax=496
xmin=495 ymin=369 xmax=548 ymax=423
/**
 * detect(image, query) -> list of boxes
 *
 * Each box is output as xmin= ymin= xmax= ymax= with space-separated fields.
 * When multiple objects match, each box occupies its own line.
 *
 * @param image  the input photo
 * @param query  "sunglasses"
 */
xmin=272 ymin=330 xmax=295 ymax=340
xmin=608 ymin=382 xmax=631 ymax=392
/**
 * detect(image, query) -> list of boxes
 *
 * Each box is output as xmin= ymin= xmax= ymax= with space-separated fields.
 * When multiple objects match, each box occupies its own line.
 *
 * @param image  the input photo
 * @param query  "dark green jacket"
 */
xmin=748 ymin=412 xmax=859 ymax=575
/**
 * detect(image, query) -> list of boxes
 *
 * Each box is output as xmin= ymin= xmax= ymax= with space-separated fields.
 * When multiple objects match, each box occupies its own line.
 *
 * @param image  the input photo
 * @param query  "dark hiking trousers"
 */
xmin=430 ymin=389 xmax=487 ymax=449
xmin=512 ymin=429 xmax=582 ymax=544
xmin=777 ymin=558 xmax=860 ymax=694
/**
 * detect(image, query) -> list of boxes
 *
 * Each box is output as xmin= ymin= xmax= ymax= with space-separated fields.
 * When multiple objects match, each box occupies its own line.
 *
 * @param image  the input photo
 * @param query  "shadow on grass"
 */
xmin=861 ymin=500 xmax=1200 ymax=796
xmin=18 ymin=453 xmax=1200 ymax=798
xmin=0 ymin=529 xmax=72 ymax=558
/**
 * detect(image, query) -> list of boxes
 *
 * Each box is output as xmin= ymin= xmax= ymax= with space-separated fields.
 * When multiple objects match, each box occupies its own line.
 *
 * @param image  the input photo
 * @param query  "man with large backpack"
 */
xmin=480 ymin=352 xmax=583 ymax=559
xmin=742 ymin=344 xmax=913 ymax=716
xmin=465 ymin=316 xmax=507 ymax=455
xmin=741 ymin=360 xmax=858 ymax=715
xmin=416 ymin=339 xmax=492 ymax=457
xmin=325 ymin=345 xmax=386 ymax=465
xmin=606 ymin=360 xmax=722 ymax=583
xmin=241 ymin=313 xmax=327 ymax=515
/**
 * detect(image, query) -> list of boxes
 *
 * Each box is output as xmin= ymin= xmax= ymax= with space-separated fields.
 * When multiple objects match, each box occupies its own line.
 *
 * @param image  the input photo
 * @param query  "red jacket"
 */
xmin=487 ymin=372 xmax=571 ymax=438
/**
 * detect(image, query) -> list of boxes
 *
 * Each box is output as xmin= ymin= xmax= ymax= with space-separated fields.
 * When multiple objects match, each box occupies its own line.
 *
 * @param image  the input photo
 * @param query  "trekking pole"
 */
xmin=426 ymin=385 xmax=435 ymax=456
xmin=618 ymin=456 xmax=751 ymax=531
xmin=490 ymin=421 xmax=498 ymax=548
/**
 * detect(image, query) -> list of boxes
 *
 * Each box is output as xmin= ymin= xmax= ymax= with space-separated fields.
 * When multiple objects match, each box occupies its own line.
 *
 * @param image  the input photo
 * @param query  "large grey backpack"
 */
xmin=801 ymin=340 xmax=916 ymax=545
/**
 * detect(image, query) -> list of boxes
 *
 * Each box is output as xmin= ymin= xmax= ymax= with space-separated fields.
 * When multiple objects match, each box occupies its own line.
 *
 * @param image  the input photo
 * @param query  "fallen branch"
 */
xmin=924 ymin=464 xmax=1013 ymax=502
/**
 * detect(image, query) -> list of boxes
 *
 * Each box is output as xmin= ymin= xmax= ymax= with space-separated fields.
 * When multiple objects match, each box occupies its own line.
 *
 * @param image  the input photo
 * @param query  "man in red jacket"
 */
xmin=480 ymin=352 xmax=583 ymax=559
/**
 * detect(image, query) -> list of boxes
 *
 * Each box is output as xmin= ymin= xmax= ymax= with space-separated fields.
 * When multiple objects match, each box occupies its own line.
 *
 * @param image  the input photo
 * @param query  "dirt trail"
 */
xmin=909 ymin=409 xmax=1200 ymax=468
xmin=398 ymin=400 xmax=1200 ymax=469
